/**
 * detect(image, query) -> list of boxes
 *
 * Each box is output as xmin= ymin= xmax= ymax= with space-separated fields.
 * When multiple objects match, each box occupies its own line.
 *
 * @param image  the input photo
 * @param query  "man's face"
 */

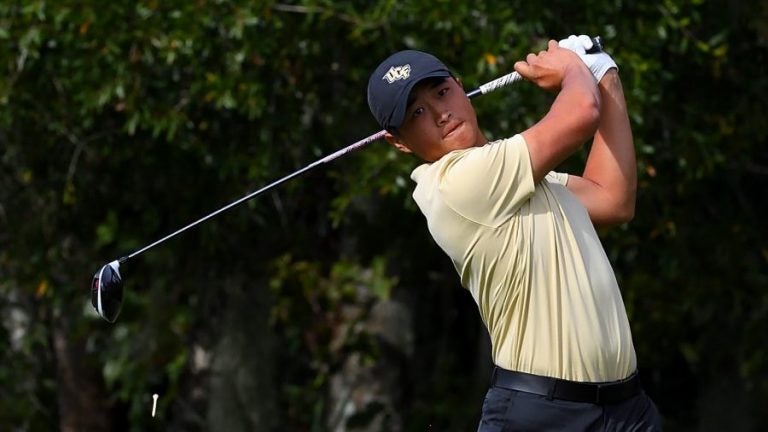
xmin=387 ymin=77 xmax=486 ymax=162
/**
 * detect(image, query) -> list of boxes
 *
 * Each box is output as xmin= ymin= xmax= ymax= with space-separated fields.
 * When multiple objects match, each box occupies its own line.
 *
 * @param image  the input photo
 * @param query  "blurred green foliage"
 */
xmin=269 ymin=255 xmax=396 ymax=429
xmin=1 ymin=0 xmax=767 ymax=430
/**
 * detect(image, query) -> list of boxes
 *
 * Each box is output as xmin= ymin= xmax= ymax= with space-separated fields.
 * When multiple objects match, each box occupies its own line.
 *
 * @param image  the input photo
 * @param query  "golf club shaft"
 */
xmin=120 ymin=130 xmax=386 ymax=263
xmin=118 ymin=37 xmax=605 ymax=263
xmin=466 ymin=36 xmax=604 ymax=98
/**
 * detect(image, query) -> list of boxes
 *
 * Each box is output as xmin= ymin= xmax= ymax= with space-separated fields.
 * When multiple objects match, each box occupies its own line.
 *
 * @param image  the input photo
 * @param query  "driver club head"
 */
xmin=91 ymin=260 xmax=124 ymax=323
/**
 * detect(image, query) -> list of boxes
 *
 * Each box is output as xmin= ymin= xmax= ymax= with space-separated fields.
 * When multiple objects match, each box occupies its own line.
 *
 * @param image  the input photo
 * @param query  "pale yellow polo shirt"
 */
xmin=410 ymin=134 xmax=637 ymax=382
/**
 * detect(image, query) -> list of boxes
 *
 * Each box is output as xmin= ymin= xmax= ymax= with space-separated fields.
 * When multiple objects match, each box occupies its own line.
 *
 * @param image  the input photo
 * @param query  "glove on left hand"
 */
xmin=558 ymin=35 xmax=617 ymax=82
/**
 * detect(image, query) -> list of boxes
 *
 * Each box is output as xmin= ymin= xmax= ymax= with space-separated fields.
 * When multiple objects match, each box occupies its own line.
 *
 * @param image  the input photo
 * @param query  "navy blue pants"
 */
xmin=477 ymin=386 xmax=663 ymax=431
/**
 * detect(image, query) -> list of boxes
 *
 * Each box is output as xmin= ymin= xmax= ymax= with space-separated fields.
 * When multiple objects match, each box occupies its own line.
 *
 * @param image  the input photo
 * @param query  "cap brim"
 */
xmin=388 ymin=70 xmax=452 ymax=131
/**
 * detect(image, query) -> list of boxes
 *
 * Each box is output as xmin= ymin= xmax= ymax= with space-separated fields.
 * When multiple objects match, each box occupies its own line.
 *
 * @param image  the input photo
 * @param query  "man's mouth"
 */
xmin=443 ymin=121 xmax=463 ymax=138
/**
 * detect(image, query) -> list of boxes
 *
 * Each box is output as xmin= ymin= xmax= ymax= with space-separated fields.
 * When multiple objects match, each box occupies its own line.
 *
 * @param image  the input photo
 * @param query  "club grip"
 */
xmin=467 ymin=35 xmax=605 ymax=99
xmin=586 ymin=36 xmax=603 ymax=54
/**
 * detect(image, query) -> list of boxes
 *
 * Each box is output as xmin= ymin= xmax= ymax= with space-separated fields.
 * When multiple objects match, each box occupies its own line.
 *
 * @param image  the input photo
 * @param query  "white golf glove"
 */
xmin=558 ymin=35 xmax=617 ymax=82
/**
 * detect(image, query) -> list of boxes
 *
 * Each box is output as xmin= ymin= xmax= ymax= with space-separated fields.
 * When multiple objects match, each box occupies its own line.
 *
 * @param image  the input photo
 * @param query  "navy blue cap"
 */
xmin=367 ymin=50 xmax=452 ymax=131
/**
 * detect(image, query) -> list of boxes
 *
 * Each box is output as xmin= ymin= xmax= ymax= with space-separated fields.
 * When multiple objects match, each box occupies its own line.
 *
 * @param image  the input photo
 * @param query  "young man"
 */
xmin=367 ymin=36 xmax=662 ymax=430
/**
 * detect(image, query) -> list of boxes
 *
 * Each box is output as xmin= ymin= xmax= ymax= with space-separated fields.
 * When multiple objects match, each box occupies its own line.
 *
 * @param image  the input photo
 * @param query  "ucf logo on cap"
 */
xmin=382 ymin=64 xmax=411 ymax=84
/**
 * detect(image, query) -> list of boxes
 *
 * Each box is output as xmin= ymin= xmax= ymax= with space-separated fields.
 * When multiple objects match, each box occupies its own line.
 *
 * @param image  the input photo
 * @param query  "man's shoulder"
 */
xmin=412 ymin=134 xmax=536 ymax=227
xmin=412 ymin=134 xmax=527 ymax=181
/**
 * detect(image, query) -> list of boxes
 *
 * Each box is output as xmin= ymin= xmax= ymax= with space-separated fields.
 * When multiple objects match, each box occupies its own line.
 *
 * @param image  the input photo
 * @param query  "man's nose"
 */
xmin=435 ymin=108 xmax=452 ymax=125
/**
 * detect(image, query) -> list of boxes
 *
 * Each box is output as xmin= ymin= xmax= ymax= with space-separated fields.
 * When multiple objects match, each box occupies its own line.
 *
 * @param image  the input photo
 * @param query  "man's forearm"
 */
xmin=521 ymin=61 xmax=601 ymax=183
xmin=577 ymin=70 xmax=637 ymax=222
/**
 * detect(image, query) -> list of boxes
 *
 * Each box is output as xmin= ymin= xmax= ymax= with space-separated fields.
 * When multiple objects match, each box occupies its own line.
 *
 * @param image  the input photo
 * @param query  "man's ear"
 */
xmin=384 ymin=131 xmax=412 ymax=154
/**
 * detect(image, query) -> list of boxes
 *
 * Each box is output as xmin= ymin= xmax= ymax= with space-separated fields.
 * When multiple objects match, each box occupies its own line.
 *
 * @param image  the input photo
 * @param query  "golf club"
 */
xmin=91 ymin=37 xmax=604 ymax=323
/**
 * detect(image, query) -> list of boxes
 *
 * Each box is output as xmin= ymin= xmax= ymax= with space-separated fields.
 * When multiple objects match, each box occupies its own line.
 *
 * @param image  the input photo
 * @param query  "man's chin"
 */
xmin=444 ymin=126 xmax=480 ymax=150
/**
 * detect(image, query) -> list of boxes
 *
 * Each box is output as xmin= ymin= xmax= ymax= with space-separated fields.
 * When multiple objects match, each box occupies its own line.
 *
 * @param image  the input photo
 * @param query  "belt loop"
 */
xmin=594 ymin=384 xmax=602 ymax=405
xmin=490 ymin=367 xmax=498 ymax=387
xmin=546 ymin=378 xmax=556 ymax=401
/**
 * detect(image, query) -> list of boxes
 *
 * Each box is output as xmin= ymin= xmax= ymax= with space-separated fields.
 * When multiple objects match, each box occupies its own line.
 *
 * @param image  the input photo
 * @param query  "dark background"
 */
xmin=1 ymin=0 xmax=766 ymax=430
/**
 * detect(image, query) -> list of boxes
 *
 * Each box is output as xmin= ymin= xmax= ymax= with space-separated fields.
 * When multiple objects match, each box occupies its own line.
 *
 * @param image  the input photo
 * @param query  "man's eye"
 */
xmin=438 ymin=87 xmax=449 ymax=96
xmin=412 ymin=107 xmax=424 ymax=118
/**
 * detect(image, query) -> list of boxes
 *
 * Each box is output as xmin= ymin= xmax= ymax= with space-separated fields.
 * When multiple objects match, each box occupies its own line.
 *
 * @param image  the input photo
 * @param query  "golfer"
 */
xmin=367 ymin=36 xmax=662 ymax=430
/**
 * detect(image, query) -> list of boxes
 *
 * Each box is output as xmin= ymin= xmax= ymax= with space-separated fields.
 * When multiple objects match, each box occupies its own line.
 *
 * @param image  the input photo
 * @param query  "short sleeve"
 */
xmin=437 ymin=134 xmax=536 ymax=227
xmin=545 ymin=171 xmax=569 ymax=186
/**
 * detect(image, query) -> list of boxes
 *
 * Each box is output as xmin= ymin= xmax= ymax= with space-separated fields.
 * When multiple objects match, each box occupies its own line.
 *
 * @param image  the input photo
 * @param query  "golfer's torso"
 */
xmin=411 ymin=136 xmax=637 ymax=382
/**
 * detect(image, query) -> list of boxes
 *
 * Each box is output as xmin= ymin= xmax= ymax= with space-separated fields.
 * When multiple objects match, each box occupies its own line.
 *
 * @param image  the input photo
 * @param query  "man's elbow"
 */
xmin=594 ymin=194 xmax=636 ymax=226
xmin=620 ymin=183 xmax=638 ymax=223
xmin=614 ymin=203 xmax=635 ymax=224
xmin=611 ymin=197 xmax=636 ymax=224
xmin=595 ymin=207 xmax=634 ymax=227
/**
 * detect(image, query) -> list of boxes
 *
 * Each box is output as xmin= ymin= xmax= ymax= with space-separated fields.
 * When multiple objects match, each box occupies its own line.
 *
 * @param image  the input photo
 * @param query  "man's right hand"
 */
xmin=516 ymin=40 xmax=601 ymax=184
xmin=514 ymin=40 xmax=593 ymax=92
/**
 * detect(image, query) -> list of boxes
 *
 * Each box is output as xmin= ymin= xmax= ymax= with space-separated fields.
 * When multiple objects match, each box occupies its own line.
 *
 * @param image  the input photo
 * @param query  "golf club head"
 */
xmin=91 ymin=260 xmax=124 ymax=323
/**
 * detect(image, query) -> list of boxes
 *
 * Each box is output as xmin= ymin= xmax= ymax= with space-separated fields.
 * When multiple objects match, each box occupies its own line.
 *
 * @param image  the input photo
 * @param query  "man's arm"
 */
xmin=515 ymin=40 xmax=601 ymax=184
xmin=566 ymin=70 xmax=637 ymax=226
